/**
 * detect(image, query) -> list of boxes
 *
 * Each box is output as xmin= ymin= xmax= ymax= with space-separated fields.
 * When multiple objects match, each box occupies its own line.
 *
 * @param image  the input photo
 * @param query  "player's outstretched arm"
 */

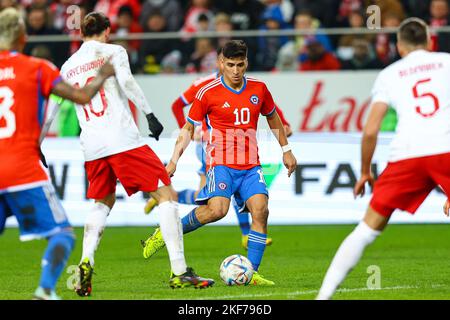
xmin=266 ymin=111 xmax=297 ymax=177
xmin=354 ymin=101 xmax=388 ymax=198
xmin=52 ymin=62 xmax=115 ymax=105
xmin=112 ymin=47 xmax=164 ymax=140
xmin=166 ymin=122 xmax=195 ymax=177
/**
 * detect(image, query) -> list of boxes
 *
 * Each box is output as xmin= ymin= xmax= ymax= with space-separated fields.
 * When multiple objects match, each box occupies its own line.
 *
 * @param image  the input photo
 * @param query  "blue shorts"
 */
xmin=195 ymin=142 xmax=207 ymax=176
xmin=0 ymin=183 xmax=71 ymax=241
xmin=196 ymin=165 xmax=268 ymax=210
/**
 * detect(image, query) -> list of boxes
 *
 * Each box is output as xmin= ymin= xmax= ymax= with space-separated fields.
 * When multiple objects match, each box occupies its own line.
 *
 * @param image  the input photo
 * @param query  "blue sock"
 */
xmin=181 ymin=208 xmax=203 ymax=234
xmin=233 ymin=202 xmax=250 ymax=236
xmin=247 ymin=230 xmax=267 ymax=271
xmin=177 ymin=189 xmax=196 ymax=205
xmin=39 ymin=231 xmax=75 ymax=290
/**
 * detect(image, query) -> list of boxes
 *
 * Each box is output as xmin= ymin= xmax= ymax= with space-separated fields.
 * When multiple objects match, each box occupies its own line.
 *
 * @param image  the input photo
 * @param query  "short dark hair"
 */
xmin=81 ymin=12 xmax=110 ymax=37
xmin=398 ymin=17 xmax=429 ymax=46
xmin=118 ymin=5 xmax=133 ymax=18
xmin=222 ymin=40 xmax=247 ymax=59
xmin=198 ymin=13 xmax=209 ymax=23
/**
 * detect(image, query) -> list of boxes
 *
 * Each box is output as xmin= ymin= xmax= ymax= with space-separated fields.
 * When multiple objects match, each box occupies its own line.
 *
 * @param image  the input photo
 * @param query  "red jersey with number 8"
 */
xmin=0 ymin=51 xmax=61 ymax=191
xmin=188 ymin=76 xmax=276 ymax=170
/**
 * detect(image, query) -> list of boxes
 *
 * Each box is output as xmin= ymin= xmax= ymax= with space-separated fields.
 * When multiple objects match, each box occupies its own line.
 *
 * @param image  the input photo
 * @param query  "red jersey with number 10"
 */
xmin=0 ymin=51 xmax=61 ymax=191
xmin=188 ymin=76 xmax=276 ymax=170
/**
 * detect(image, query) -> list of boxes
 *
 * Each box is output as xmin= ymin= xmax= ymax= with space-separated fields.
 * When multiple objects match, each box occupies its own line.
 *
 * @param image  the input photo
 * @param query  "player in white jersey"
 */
xmin=60 ymin=12 xmax=214 ymax=296
xmin=317 ymin=18 xmax=450 ymax=300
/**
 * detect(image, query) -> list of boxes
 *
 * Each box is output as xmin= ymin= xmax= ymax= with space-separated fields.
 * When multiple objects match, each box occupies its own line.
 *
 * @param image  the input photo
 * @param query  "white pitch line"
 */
xmin=192 ymin=285 xmax=434 ymax=300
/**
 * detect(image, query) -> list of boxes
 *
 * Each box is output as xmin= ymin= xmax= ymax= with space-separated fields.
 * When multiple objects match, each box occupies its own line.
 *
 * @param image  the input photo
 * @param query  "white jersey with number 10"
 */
xmin=61 ymin=40 xmax=152 ymax=161
xmin=371 ymin=50 xmax=450 ymax=162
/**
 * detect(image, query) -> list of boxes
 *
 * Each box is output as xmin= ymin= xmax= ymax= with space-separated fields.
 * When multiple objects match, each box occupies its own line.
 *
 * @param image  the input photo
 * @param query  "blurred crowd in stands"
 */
xmin=1 ymin=0 xmax=449 ymax=74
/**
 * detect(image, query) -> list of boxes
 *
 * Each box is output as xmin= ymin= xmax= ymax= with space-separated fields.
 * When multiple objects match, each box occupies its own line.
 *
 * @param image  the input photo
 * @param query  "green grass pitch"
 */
xmin=0 ymin=224 xmax=449 ymax=300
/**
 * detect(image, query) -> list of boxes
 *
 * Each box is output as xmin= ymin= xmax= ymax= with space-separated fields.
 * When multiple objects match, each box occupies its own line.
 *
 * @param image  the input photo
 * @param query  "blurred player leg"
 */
xmin=171 ymin=142 xmax=207 ymax=208
xmin=233 ymin=199 xmax=250 ymax=236
xmin=144 ymin=187 xmax=198 ymax=214
xmin=3 ymin=185 xmax=75 ymax=300
xmin=177 ymin=189 xmax=197 ymax=205
xmin=37 ymin=230 xmax=75 ymax=300
xmin=144 ymin=149 xmax=207 ymax=215
xmin=316 ymin=207 xmax=386 ymax=300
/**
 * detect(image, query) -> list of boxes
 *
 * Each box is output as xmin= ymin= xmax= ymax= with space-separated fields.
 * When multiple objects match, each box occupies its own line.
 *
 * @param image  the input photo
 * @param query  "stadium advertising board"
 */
xmin=6 ymin=134 xmax=447 ymax=228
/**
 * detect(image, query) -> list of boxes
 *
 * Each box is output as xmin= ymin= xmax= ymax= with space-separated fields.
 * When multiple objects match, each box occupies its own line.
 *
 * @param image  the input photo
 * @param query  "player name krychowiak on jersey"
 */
xmin=61 ymin=40 xmax=150 ymax=161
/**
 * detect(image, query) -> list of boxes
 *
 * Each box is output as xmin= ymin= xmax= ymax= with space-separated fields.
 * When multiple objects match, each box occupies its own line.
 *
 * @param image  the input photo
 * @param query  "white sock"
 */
xmin=158 ymin=201 xmax=187 ymax=275
xmin=316 ymin=221 xmax=381 ymax=300
xmin=81 ymin=202 xmax=110 ymax=266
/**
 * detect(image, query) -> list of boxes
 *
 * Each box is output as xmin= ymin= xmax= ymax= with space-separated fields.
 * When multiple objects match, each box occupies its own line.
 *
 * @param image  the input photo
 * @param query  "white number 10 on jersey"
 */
xmin=233 ymin=107 xmax=250 ymax=125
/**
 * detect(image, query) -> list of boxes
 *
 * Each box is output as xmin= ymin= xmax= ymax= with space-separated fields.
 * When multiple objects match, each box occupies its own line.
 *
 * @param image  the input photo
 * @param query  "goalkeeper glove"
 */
xmin=146 ymin=113 xmax=164 ymax=141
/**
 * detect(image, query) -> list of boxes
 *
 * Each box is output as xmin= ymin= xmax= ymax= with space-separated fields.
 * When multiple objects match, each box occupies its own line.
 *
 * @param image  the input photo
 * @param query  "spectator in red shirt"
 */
xmin=111 ymin=5 xmax=143 ymax=52
xmin=299 ymin=39 xmax=341 ymax=71
xmin=111 ymin=5 xmax=143 ymax=72
xmin=182 ymin=0 xmax=215 ymax=34
xmin=427 ymin=0 xmax=450 ymax=52
xmin=94 ymin=0 xmax=141 ymax=25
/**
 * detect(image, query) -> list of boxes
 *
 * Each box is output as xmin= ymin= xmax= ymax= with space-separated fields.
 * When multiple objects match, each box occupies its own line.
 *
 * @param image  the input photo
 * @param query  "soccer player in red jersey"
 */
xmin=0 ymin=8 xmax=115 ymax=300
xmin=143 ymin=40 xmax=297 ymax=285
xmin=317 ymin=18 xmax=450 ymax=299
xmin=142 ymin=49 xmax=293 ymax=254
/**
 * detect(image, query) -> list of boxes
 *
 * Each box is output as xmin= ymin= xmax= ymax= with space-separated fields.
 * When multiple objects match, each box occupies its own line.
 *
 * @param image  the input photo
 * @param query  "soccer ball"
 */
xmin=219 ymin=254 xmax=254 ymax=286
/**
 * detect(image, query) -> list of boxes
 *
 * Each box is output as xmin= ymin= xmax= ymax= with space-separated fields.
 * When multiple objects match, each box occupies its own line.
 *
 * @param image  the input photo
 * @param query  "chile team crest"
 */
xmin=250 ymin=95 xmax=259 ymax=105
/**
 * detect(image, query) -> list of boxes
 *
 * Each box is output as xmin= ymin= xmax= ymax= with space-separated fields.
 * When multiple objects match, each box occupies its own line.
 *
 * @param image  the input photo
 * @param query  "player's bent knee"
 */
xmin=252 ymin=207 xmax=269 ymax=218
xmin=251 ymin=208 xmax=269 ymax=225
xmin=208 ymin=206 xmax=228 ymax=222
xmin=97 ymin=193 xmax=116 ymax=209
xmin=153 ymin=185 xmax=175 ymax=203
xmin=48 ymin=230 xmax=76 ymax=263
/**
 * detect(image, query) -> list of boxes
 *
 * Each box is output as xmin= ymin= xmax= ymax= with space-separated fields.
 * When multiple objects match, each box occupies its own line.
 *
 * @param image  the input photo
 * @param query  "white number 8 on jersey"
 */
xmin=0 ymin=86 xmax=15 ymax=139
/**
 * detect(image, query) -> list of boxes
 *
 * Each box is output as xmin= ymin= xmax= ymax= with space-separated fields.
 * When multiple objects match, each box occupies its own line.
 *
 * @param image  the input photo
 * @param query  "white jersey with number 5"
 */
xmin=61 ymin=40 xmax=152 ymax=161
xmin=371 ymin=49 xmax=450 ymax=161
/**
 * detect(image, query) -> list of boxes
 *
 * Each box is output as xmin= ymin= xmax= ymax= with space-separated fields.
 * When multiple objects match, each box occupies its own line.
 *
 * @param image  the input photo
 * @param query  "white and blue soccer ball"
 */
xmin=219 ymin=254 xmax=254 ymax=286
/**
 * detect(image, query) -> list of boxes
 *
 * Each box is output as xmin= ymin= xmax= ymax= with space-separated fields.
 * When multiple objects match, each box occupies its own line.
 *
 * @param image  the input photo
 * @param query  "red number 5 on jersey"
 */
xmin=412 ymin=78 xmax=440 ymax=118
xmin=0 ymin=86 xmax=15 ymax=139
xmin=75 ymin=76 xmax=108 ymax=121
